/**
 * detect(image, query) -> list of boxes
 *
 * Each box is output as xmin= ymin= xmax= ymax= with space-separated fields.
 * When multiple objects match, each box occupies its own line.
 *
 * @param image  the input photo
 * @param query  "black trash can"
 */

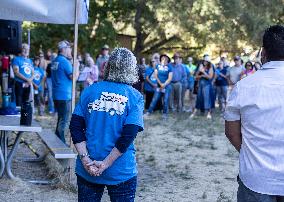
xmin=20 ymin=101 xmax=32 ymax=126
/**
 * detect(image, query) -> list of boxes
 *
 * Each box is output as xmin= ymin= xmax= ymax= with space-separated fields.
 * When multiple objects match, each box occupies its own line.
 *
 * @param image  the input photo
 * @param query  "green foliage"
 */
xmin=22 ymin=0 xmax=284 ymax=58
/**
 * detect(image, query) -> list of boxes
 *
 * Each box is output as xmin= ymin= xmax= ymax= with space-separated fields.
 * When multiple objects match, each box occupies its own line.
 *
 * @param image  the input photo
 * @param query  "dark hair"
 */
xmin=139 ymin=57 xmax=146 ymax=64
xmin=245 ymin=61 xmax=253 ymax=70
xmin=202 ymin=60 xmax=212 ymax=70
xmin=34 ymin=56 xmax=40 ymax=61
xmin=263 ymin=25 xmax=284 ymax=60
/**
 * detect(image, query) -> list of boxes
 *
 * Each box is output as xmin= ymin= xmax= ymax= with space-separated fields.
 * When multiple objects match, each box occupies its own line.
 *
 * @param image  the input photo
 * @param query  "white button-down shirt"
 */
xmin=225 ymin=61 xmax=284 ymax=195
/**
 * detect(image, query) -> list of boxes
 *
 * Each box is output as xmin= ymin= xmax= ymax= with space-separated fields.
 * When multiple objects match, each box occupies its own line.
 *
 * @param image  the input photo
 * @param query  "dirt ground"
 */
xmin=0 ymin=111 xmax=239 ymax=202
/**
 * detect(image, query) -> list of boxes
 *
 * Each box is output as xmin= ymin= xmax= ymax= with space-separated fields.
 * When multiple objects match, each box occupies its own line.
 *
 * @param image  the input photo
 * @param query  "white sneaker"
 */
xmin=190 ymin=113 xmax=196 ymax=118
xmin=206 ymin=113 xmax=212 ymax=119
xmin=144 ymin=112 xmax=151 ymax=119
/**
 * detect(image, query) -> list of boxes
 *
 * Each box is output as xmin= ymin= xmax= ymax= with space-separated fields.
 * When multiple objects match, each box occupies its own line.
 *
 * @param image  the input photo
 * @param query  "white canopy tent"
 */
xmin=0 ymin=0 xmax=89 ymax=111
xmin=0 ymin=0 xmax=89 ymax=24
xmin=0 ymin=0 xmax=89 ymax=182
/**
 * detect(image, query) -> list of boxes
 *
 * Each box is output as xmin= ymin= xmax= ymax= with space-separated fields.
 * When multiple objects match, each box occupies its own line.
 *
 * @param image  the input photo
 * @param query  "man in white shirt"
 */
xmin=225 ymin=25 xmax=284 ymax=202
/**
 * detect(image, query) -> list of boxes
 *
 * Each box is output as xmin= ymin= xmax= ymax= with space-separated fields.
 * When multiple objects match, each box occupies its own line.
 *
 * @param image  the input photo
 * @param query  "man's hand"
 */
xmin=81 ymin=157 xmax=99 ymax=176
xmin=87 ymin=160 xmax=109 ymax=176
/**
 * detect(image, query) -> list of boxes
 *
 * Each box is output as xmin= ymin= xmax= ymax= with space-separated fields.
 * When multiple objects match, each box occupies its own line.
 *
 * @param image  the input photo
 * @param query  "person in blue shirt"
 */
xmin=145 ymin=54 xmax=173 ymax=119
xmin=144 ymin=59 xmax=158 ymax=109
xmin=12 ymin=43 xmax=34 ymax=106
xmin=169 ymin=53 xmax=187 ymax=113
xmin=32 ymin=56 xmax=46 ymax=116
xmin=185 ymin=57 xmax=197 ymax=112
xmin=69 ymin=48 xmax=144 ymax=202
xmin=51 ymin=40 xmax=77 ymax=144
xmin=215 ymin=61 xmax=228 ymax=112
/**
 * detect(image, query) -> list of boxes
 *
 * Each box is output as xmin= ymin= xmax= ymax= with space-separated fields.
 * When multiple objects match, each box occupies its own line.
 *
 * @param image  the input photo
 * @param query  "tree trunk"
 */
xmin=133 ymin=0 xmax=146 ymax=58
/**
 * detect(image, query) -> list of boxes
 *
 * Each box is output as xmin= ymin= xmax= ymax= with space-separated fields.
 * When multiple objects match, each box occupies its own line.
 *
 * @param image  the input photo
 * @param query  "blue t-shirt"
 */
xmin=215 ymin=67 xmax=228 ymax=86
xmin=73 ymin=81 xmax=144 ymax=185
xmin=51 ymin=55 xmax=73 ymax=100
xmin=33 ymin=66 xmax=45 ymax=92
xmin=144 ymin=66 xmax=157 ymax=92
xmin=12 ymin=56 xmax=33 ymax=83
xmin=156 ymin=64 xmax=172 ymax=84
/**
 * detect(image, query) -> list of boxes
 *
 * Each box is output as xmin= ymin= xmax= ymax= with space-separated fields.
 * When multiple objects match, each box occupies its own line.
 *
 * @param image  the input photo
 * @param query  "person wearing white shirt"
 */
xmin=225 ymin=25 xmax=284 ymax=202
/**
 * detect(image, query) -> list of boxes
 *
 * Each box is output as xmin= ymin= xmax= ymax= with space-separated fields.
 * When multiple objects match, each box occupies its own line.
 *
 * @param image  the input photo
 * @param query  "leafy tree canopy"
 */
xmin=23 ymin=0 xmax=284 ymax=59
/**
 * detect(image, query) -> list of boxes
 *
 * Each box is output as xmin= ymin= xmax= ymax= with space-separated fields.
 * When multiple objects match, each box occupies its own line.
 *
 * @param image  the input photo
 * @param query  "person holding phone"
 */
xmin=190 ymin=57 xmax=214 ymax=119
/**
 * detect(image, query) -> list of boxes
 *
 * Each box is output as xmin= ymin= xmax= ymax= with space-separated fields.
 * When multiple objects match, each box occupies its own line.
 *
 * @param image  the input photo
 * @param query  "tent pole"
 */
xmin=69 ymin=0 xmax=79 ymax=184
xmin=72 ymin=0 xmax=79 ymax=113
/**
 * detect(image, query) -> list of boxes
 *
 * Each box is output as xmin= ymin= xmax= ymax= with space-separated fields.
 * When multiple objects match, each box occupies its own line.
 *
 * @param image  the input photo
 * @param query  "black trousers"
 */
xmin=15 ymin=81 xmax=30 ymax=106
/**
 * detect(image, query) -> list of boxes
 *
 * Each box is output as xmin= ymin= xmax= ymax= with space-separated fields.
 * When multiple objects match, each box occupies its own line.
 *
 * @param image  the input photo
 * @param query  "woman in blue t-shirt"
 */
xmin=70 ymin=48 xmax=144 ymax=202
xmin=145 ymin=54 xmax=173 ymax=118
xmin=12 ymin=44 xmax=34 ymax=106
xmin=32 ymin=56 xmax=46 ymax=116
xmin=144 ymin=59 xmax=158 ymax=109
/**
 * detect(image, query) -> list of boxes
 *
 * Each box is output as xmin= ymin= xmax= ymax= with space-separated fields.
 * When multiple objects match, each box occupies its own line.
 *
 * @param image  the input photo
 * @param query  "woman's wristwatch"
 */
xmin=79 ymin=153 xmax=90 ymax=159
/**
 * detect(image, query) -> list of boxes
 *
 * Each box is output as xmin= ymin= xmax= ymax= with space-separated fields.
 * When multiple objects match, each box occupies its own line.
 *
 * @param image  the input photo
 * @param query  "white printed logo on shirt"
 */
xmin=34 ymin=72 xmax=41 ymax=81
xmin=51 ymin=62 xmax=59 ymax=70
xmin=23 ymin=62 xmax=32 ymax=75
xmin=157 ymin=65 xmax=168 ymax=71
xmin=87 ymin=92 xmax=128 ymax=116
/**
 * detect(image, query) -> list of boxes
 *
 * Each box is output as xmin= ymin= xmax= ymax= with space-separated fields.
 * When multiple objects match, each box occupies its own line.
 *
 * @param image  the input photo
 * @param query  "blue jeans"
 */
xmin=46 ymin=78 xmax=55 ymax=113
xmin=188 ymin=76 xmax=195 ymax=91
xmin=237 ymin=176 xmax=284 ymax=202
xmin=196 ymin=79 xmax=212 ymax=110
xmin=148 ymin=85 xmax=172 ymax=114
xmin=216 ymin=85 xmax=227 ymax=110
xmin=54 ymin=100 xmax=71 ymax=144
xmin=77 ymin=175 xmax=137 ymax=202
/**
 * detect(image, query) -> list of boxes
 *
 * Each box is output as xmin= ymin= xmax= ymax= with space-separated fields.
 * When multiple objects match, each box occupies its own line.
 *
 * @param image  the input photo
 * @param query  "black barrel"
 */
xmin=20 ymin=101 xmax=32 ymax=126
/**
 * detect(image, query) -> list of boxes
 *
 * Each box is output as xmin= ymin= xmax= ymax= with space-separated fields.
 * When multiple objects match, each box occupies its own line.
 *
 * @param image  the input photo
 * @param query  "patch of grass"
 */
xmin=216 ymin=191 xmax=232 ymax=202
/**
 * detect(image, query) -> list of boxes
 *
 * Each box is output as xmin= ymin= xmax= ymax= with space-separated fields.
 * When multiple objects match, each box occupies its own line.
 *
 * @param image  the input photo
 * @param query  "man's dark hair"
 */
xmin=263 ymin=25 xmax=284 ymax=61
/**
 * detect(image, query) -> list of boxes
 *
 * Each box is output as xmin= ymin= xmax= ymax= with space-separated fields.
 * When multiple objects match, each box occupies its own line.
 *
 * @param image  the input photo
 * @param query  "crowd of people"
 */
xmin=0 ymin=41 xmax=262 ymax=144
xmin=142 ymin=52 xmax=262 ymax=119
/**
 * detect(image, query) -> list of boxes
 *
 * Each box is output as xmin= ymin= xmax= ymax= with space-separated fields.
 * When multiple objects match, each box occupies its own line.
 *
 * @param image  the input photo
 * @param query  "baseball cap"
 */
xmin=234 ymin=56 xmax=241 ymax=61
xmin=204 ymin=55 xmax=211 ymax=62
xmin=102 ymin=44 xmax=110 ymax=50
xmin=58 ymin=40 xmax=72 ymax=50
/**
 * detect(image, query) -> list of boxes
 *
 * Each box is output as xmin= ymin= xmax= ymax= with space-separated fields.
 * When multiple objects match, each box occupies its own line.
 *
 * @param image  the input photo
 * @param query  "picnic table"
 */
xmin=0 ymin=115 xmax=42 ymax=180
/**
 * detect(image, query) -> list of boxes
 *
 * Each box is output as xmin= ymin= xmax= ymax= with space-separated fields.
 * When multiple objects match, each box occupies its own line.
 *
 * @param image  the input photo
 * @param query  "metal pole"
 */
xmin=69 ymin=0 xmax=79 ymax=184
xmin=72 ymin=0 xmax=79 ymax=113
